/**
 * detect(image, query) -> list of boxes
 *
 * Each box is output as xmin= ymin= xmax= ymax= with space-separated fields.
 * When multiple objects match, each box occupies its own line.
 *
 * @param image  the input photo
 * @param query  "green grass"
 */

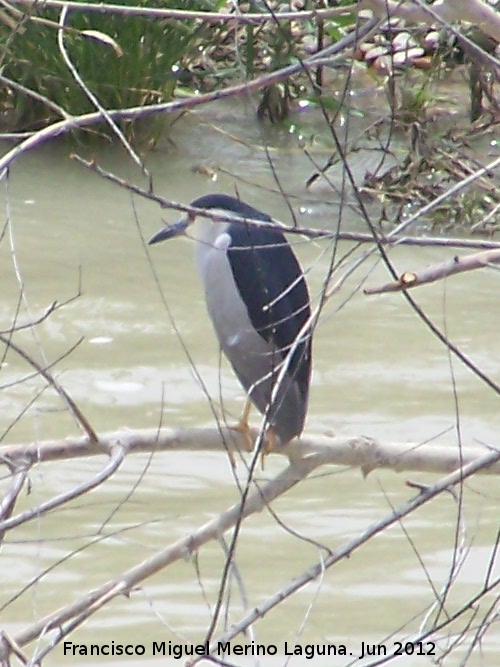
xmin=0 ymin=0 xmax=224 ymax=136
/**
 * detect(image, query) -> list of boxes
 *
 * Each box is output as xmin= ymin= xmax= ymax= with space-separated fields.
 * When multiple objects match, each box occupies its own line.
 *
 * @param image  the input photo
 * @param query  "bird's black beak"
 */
xmin=148 ymin=219 xmax=189 ymax=245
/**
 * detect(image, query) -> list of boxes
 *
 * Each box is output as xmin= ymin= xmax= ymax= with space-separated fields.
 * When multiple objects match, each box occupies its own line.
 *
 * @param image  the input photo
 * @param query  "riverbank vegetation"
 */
xmin=2 ymin=1 xmax=500 ymax=231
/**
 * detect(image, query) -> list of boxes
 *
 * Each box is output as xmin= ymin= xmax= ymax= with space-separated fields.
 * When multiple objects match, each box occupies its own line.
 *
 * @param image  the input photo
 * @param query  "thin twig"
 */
xmin=72 ymin=155 xmax=500 ymax=251
xmin=0 ymin=333 xmax=98 ymax=442
xmin=8 ymin=0 xmax=356 ymax=24
xmin=56 ymin=5 xmax=149 ymax=180
xmin=0 ymin=445 xmax=125 ymax=535
xmin=0 ymin=469 xmax=27 ymax=543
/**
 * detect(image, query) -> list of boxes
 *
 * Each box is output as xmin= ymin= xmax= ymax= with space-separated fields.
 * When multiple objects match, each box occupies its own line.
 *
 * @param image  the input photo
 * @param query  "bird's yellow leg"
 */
xmin=230 ymin=398 xmax=255 ymax=453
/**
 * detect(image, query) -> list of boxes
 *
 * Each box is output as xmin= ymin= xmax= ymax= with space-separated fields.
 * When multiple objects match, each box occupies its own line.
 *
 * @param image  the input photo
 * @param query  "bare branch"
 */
xmin=190 ymin=445 xmax=500 ymax=664
xmin=8 ymin=0 xmax=355 ymax=24
xmin=2 ymin=444 xmax=497 ymax=665
xmin=0 ymin=288 xmax=82 ymax=335
xmin=0 ymin=469 xmax=27 ymax=543
xmin=0 ymin=334 xmax=97 ymax=442
xmin=0 ymin=445 xmax=125 ymax=535
xmin=0 ymin=427 xmax=499 ymax=476
xmin=0 ymin=75 xmax=70 ymax=120
xmin=0 ymin=300 xmax=57 ymax=335
xmin=365 ymin=248 xmax=500 ymax=294
xmin=73 ymin=155 xmax=500 ymax=251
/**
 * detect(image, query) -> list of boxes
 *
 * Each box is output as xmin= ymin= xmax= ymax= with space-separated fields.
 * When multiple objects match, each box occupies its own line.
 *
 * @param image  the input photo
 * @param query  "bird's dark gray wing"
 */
xmin=227 ymin=222 xmax=311 ymax=402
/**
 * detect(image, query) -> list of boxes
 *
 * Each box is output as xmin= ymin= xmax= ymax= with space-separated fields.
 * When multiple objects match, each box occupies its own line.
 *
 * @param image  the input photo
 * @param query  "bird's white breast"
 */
xmin=191 ymin=215 xmax=275 ymax=376
xmin=197 ymin=234 xmax=248 ymax=342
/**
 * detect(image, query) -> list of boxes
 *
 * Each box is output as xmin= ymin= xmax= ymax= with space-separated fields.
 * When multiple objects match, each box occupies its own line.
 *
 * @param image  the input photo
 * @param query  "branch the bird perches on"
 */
xmin=1 ymin=427 xmax=499 ymax=476
xmin=0 ymin=430 xmax=498 ymax=667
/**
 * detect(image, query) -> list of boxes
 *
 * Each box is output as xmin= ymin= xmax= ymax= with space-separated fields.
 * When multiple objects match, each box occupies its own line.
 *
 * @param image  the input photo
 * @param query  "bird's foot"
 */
xmin=230 ymin=399 xmax=255 ymax=456
xmin=260 ymin=427 xmax=279 ymax=470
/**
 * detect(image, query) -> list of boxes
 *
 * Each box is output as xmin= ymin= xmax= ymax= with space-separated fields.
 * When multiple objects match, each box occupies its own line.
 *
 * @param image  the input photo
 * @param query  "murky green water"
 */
xmin=1 ymin=97 xmax=499 ymax=666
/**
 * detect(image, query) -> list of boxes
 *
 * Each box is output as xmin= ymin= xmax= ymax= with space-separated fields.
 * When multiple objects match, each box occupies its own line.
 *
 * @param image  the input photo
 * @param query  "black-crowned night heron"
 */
xmin=149 ymin=194 xmax=312 ymax=447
